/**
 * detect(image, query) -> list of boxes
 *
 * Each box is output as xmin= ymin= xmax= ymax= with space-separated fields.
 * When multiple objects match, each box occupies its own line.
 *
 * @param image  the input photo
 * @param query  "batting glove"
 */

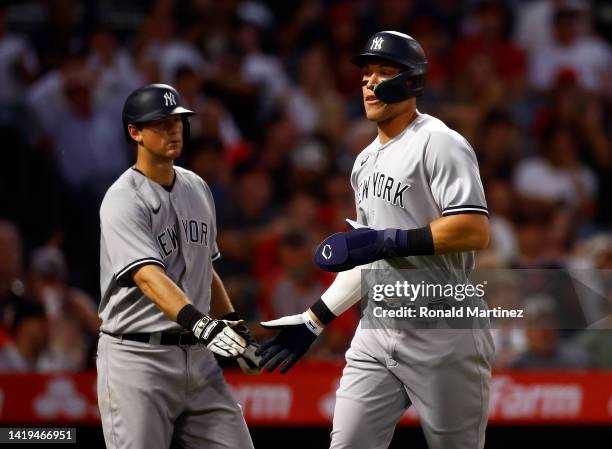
xmin=192 ymin=316 xmax=247 ymax=358
xmin=237 ymin=344 xmax=263 ymax=375
xmin=256 ymin=312 xmax=323 ymax=374
xmin=222 ymin=312 xmax=262 ymax=375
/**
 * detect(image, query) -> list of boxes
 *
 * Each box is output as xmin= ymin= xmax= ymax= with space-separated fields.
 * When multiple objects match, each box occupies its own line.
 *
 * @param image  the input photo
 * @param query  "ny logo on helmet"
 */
xmin=164 ymin=92 xmax=176 ymax=107
xmin=371 ymin=37 xmax=384 ymax=51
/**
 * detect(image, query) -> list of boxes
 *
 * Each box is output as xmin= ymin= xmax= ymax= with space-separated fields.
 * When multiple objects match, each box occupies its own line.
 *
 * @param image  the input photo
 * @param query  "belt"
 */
xmin=103 ymin=331 xmax=199 ymax=346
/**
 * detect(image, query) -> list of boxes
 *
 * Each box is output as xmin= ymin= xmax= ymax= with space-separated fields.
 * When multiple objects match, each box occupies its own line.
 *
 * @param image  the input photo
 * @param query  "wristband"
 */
xmin=309 ymin=297 xmax=337 ymax=325
xmin=301 ymin=311 xmax=324 ymax=336
xmin=397 ymin=225 xmax=435 ymax=256
xmin=177 ymin=304 xmax=205 ymax=331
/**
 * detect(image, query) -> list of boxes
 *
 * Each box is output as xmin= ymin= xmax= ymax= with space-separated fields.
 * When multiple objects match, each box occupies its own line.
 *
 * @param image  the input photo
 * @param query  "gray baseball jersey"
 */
xmin=97 ymin=166 xmax=254 ymax=449
xmin=331 ymin=112 xmax=494 ymax=449
xmin=99 ymin=166 xmax=220 ymax=333
xmin=350 ymin=112 xmax=488 ymax=277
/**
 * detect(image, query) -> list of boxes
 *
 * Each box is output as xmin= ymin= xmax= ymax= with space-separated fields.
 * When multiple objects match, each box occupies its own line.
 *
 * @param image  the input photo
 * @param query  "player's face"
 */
xmin=140 ymin=115 xmax=184 ymax=159
xmin=361 ymin=62 xmax=408 ymax=122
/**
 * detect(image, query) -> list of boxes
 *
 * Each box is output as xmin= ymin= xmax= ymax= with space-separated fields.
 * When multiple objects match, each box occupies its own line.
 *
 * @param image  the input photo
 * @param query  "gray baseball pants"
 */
xmin=330 ymin=325 xmax=494 ymax=449
xmin=96 ymin=333 xmax=254 ymax=449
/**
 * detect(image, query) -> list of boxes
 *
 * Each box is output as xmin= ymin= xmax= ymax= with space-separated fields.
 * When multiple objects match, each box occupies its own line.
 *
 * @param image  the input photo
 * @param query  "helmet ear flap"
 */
xmin=373 ymin=71 xmax=415 ymax=104
xmin=373 ymin=67 xmax=428 ymax=104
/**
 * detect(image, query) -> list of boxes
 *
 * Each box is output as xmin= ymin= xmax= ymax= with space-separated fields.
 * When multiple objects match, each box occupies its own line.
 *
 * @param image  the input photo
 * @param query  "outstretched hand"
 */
xmin=256 ymin=313 xmax=321 ymax=374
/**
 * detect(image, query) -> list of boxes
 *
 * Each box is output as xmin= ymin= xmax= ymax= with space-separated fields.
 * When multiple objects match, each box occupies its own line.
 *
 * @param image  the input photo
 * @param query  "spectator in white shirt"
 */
xmin=86 ymin=27 xmax=143 ymax=116
xmin=514 ymin=122 xmax=596 ymax=216
xmin=528 ymin=5 xmax=611 ymax=93
xmin=27 ymin=57 xmax=128 ymax=197
xmin=135 ymin=9 xmax=209 ymax=86
xmin=236 ymin=20 xmax=290 ymax=120
xmin=513 ymin=0 xmax=590 ymax=53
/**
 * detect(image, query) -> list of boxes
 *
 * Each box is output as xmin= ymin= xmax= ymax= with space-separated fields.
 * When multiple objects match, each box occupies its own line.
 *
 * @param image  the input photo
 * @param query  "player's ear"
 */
xmin=128 ymin=124 xmax=143 ymax=143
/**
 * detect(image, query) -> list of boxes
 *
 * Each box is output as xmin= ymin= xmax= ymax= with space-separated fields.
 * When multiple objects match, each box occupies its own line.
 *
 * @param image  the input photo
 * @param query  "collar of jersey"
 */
xmin=375 ymin=111 xmax=423 ymax=152
xmin=131 ymin=167 xmax=176 ymax=192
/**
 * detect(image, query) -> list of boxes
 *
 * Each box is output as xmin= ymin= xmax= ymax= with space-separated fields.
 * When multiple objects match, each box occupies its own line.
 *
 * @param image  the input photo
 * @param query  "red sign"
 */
xmin=0 ymin=373 xmax=100 ymax=424
xmin=1 ymin=365 xmax=612 ymax=425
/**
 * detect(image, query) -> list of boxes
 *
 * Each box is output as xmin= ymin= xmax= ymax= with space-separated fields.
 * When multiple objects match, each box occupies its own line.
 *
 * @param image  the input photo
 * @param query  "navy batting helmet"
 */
xmin=122 ymin=84 xmax=195 ymax=144
xmin=351 ymin=31 xmax=428 ymax=103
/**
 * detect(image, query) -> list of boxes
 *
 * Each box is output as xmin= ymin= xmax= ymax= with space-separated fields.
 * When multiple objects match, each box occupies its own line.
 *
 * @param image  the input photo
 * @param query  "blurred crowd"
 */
xmin=0 ymin=0 xmax=610 ymax=372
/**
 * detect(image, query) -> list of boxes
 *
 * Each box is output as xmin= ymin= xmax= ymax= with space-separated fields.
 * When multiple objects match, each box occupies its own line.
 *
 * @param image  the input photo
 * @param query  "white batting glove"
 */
xmin=192 ymin=317 xmax=247 ymax=357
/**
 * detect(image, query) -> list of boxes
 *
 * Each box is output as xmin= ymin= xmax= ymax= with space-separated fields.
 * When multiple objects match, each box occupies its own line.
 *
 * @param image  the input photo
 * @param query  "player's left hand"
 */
xmin=314 ymin=228 xmax=401 ymax=272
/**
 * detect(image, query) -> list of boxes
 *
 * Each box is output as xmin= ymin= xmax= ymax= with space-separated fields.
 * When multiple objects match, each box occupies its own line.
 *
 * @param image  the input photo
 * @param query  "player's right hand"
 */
xmin=192 ymin=316 xmax=247 ymax=357
xmin=237 ymin=343 xmax=263 ymax=375
xmin=229 ymin=318 xmax=264 ymax=375
xmin=256 ymin=312 xmax=322 ymax=374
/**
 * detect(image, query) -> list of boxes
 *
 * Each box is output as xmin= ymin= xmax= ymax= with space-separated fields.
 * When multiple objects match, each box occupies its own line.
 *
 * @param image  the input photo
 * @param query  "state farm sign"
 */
xmin=1 ymin=366 xmax=612 ymax=425
xmin=489 ymin=375 xmax=582 ymax=420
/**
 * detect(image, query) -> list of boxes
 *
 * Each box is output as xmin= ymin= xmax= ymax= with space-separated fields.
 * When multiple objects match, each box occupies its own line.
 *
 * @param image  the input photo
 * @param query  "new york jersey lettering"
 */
xmin=358 ymin=171 xmax=411 ymax=209
xmin=157 ymin=219 xmax=209 ymax=258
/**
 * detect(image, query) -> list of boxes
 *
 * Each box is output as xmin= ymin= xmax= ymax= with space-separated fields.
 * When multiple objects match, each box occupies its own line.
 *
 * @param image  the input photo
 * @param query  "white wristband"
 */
xmin=301 ymin=311 xmax=324 ymax=336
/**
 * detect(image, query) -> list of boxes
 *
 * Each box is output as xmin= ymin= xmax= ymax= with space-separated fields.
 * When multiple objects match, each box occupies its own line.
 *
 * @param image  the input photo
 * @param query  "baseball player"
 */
xmin=97 ymin=84 xmax=260 ymax=449
xmin=257 ymin=31 xmax=494 ymax=449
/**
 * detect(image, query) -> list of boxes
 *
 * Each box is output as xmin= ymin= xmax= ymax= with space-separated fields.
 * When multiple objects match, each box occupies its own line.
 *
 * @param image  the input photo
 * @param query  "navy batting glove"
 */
xmin=256 ymin=313 xmax=322 ymax=374
xmin=314 ymin=228 xmax=404 ymax=272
